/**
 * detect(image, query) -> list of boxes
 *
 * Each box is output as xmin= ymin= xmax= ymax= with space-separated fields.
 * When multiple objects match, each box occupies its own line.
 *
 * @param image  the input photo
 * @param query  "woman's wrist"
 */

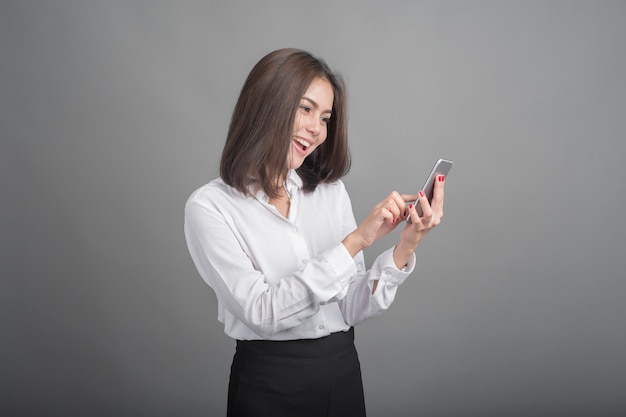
xmin=342 ymin=231 xmax=367 ymax=258
xmin=393 ymin=241 xmax=418 ymax=270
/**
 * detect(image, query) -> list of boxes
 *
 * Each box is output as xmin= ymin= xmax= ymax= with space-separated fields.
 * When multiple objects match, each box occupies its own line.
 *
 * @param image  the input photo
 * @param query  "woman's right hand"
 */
xmin=342 ymin=191 xmax=416 ymax=257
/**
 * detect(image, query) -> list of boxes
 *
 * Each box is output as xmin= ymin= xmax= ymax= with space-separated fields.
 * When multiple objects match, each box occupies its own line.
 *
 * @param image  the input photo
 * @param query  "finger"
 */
xmin=431 ymin=175 xmax=445 ymax=207
xmin=417 ymin=190 xmax=434 ymax=220
xmin=430 ymin=175 xmax=445 ymax=217
xmin=407 ymin=203 xmax=422 ymax=227
xmin=400 ymin=193 xmax=419 ymax=203
xmin=384 ymin=192 xmax=405 ymax=220
xmin=389 ymin=191 xmax=415 ymax=221
xmin=380 ymin=207 xmax=396 ymax=223
xmin=389 ymin=191 xmax=410 ymax=208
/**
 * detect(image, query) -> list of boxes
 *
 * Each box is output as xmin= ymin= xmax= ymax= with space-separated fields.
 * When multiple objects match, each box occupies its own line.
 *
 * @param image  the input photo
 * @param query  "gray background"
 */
xmin=2 ymin=1 xmax=625 ymax=416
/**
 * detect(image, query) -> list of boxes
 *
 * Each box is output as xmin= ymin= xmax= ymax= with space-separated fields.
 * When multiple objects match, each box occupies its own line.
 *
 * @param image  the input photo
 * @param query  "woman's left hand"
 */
xmin=393 ymin=175 xmax=446 ymax=268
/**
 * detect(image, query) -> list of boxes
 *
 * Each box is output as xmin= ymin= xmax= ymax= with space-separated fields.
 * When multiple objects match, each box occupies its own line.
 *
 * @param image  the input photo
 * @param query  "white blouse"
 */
xmin=184 ymin=170 xmax=415 ymax=340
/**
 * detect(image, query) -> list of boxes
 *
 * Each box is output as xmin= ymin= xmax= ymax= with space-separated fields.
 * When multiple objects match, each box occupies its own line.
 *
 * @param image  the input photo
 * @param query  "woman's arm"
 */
xmin=338 ymin=175 xmax=446 ymax=324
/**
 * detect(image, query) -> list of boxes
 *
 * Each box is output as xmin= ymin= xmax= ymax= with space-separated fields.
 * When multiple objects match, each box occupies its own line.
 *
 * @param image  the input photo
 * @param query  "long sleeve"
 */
xmin=184 ymin=174 xmax=415 ymax=341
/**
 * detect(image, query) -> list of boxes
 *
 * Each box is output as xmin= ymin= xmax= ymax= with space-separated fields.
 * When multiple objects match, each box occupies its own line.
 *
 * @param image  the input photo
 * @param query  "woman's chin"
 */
xmin=287 ymin=155 xmax=307 ymax=170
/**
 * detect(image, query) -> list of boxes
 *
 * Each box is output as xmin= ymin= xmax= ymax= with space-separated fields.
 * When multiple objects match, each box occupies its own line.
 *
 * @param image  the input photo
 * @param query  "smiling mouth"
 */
xmin=294 ymin=137 xmax=310 ymax=151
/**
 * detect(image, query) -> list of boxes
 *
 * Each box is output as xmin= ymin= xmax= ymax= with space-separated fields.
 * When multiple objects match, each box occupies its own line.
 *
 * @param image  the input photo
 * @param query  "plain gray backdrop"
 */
xmin=2 ymin=1 xmax=625 ymax=416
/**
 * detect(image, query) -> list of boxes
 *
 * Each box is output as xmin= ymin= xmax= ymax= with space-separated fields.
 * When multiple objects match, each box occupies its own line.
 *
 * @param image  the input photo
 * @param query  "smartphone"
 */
xmin=407 ymin=158 xmax=453 ymax=222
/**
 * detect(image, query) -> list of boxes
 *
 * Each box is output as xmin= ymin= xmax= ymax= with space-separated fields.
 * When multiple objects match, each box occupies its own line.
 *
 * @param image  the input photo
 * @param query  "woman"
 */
xmin=184 ymin=48 xmax=445 ymax=417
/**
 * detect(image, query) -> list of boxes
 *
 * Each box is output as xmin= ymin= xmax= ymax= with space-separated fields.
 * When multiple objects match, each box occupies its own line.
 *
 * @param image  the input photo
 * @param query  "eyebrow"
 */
xmin=302 ymin=96 xmax=332 ymax=114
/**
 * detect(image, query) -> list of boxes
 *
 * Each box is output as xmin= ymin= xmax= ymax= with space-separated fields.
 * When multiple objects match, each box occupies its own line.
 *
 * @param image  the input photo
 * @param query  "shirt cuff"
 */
xmin=376 ymin=247 xmax=415 ymax=286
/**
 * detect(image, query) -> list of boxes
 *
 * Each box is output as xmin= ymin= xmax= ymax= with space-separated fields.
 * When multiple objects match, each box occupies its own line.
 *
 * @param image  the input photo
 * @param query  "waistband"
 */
xmin=235 ymin=327 xmax=355 ymax=358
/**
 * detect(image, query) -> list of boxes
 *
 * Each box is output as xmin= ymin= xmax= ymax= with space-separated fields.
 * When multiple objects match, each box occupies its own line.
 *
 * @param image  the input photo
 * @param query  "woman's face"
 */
xmin=287 ymin=77 xmax=334 ymax=170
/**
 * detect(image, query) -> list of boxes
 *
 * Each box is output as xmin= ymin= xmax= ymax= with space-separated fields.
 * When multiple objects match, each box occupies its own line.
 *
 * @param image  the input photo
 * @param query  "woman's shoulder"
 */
xmin=317 ymin=178 xmax=348 ymax=193
xmin=306 ymin=178 xmax=350 ymax=202
xmin=186 ymin=177 xmax=247 ymax=208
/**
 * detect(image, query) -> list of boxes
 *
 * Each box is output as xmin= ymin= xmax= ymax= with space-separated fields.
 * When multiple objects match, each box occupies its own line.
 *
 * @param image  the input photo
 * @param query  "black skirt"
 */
xmin=227 ymin=327 xmax=366 ymax=417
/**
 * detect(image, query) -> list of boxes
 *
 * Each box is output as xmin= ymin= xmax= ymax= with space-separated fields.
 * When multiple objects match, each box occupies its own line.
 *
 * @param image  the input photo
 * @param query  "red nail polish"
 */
xmin=440 ymin=175 xmax=445 ymax=182
xmin=409 ymin=204 xmax=413 ymax=209
xmin=419 ymin=190 xmax=425 ymax=197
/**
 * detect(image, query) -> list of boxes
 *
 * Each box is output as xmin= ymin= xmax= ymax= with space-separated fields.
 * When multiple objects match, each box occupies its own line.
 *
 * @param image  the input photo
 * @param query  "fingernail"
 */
xmin=409 ymin=204 xmax=413 ymax=209
xmin=440 ymin=175 xmax=445 ymax=182
xmin=419 ymin=190 xmax=425 ymax=197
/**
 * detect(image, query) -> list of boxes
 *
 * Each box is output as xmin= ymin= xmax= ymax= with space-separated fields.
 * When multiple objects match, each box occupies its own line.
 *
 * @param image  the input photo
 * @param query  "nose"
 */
xmin=305 ymin=114 xmax=321 ymax=136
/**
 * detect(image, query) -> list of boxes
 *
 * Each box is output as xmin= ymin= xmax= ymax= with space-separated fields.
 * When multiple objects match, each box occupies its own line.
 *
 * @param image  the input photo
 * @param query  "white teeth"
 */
xmin=294 ymin=137 xmax=310 ymax=148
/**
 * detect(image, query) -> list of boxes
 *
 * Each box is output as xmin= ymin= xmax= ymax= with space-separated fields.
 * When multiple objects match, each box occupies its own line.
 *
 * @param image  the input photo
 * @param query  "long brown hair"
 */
xmin=220 ymin=48 xmax=350 ymax=198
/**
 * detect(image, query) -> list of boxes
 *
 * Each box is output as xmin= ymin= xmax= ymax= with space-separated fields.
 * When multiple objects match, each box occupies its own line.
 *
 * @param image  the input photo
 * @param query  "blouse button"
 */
xmin=318 ymin=324 xmax=325 ymax=330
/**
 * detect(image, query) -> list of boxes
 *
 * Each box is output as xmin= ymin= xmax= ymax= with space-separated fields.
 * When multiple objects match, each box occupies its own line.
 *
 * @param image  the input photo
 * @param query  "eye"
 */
xmin=299 ymin=105 xmax=311 ymax=113
xmin=321 ymin=116 xmax=331 ymax=124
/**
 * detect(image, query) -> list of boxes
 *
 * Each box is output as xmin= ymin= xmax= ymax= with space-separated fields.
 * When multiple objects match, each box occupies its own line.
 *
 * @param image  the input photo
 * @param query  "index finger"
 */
xmin=400 ymin=193 xmax=419 ymax=203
